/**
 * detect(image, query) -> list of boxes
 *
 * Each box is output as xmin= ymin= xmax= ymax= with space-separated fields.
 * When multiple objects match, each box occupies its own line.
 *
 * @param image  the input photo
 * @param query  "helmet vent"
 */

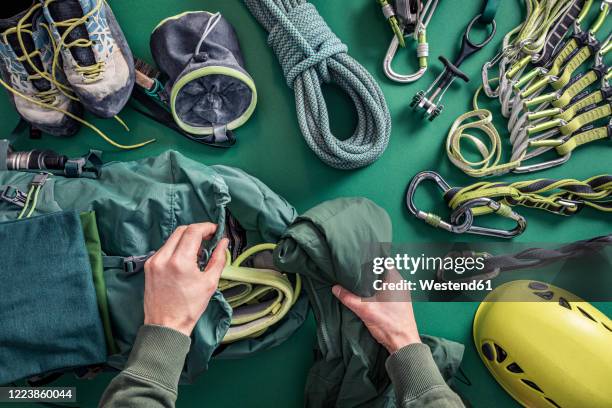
xmin=506 ymin=362 xmax=523 ymax=373
xmin=558 ymin=297 xmax=571 ymax=310
xmin=494 ymin=344 xmax=507 ymax=363
xmin=602 ymin=322 xmax=611 ymax=332
xmin=521 ymin=379 xmax=543 ymax=393
xmin=577 ymin=306 xmax=596 ymax=322
xmin=545 ymin=397 xmax=562 ymax=408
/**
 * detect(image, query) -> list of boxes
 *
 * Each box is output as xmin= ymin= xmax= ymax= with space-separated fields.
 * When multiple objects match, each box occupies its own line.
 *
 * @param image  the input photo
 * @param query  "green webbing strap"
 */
xmin=553 ymin=69 xmax=601 ymax=107
xmin=555 ymin=90 xmax=605 ymax=122
xmin=480 ymin=0 xmax=500 ymax=24
xmin=220 ymin=244 xmax=301 ymax=343
xmin=555 ymin=124 xmax=610 ymax=155
xmin=243 ymin=0 xmax=391 ymax=169
xmin=559 ymin=103 xmax=611 ymax=135
xmin=446 ymin=175 xmax=612 ymax=217
xmin=551 ymin=46 xmax=595 ymax=90
xmin=16 ymin=173 xmax=48 ymax=220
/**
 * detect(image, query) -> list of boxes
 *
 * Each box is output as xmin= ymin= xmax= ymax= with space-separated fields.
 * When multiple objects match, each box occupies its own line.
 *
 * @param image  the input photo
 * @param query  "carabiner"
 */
xmin=406 ymin=171 xmax=474 ymax=234
xmin=383 ymin=34 xmax=428 ymax=83
xmin=449 ymin=197 xmax=528 ymax=238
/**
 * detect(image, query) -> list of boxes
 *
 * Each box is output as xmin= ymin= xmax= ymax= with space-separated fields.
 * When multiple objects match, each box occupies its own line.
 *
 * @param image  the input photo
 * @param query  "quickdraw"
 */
xmin=447 ymin=0 xmax=611 ymax=176
xmin=378 ymin=0 xmax=439 ymax=83
xmin=406 ymin=171 xmax=612 ymax=238
xmin=411 ymin=1 xmax=498 ymax=120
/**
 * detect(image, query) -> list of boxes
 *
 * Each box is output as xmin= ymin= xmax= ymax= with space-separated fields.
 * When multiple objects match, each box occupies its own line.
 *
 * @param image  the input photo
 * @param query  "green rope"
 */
xmin=243 ymin=0 xmax=391 ymax=169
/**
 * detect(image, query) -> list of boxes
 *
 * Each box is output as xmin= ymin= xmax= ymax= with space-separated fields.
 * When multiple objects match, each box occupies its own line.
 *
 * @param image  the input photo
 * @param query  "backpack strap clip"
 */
xmin=0 ymin=185 xmax=28 ymax=208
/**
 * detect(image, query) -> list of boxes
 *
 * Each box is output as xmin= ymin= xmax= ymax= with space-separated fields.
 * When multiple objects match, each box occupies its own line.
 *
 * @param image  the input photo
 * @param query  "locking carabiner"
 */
xmin=379 ymin=0 xmax=438 ymax=83
xmin=406 ymin=171 xmax=474 ymax=234
xmin=383 ymin=32 xmax=428 ymax=83
xmin=449 ymin=197 xmax=528 ymax=238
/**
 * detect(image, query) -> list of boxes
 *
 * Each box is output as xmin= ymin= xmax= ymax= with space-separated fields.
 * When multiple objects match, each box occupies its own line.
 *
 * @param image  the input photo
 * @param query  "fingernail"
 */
xmin=332 ymin=285 xmax=341 ymax=298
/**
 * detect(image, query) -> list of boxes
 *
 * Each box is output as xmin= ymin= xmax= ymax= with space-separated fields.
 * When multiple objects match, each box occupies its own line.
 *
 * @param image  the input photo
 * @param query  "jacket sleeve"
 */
xmin=386 ymin=343 xmax=465 ymax=408
xmin=99 ymin=325 xmax=191 ymax=408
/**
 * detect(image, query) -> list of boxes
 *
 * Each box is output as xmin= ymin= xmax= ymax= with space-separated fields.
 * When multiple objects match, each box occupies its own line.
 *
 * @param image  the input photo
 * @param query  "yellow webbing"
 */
xmin=219 ymin=244 xmax=301 ymax=344
xmin=448 ymin=176 xmax=612 ymax=217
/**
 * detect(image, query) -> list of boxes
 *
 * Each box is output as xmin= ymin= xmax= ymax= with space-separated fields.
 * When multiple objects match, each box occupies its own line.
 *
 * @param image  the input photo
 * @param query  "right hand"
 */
xmin=143 ymin=223 xmax=229 ymax=336
xmin=332 ymin=270 xmax=421 ymax=354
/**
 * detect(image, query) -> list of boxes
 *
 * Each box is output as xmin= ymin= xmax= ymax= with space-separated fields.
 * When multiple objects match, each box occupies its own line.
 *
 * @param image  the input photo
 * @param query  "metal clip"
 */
xmin=383 ymin=34 xmax=428 ymax=83
xmin=449 ymin=197 xmax=527 ymax=238
xmin=406 ymin=171 xmax=474 ymax=234
xmin=123 ymin=252 xmax=154 ymax=274
xmin=0 ymin=186 xmax=28 ymax=208
xmin=554 ymin=197 xmax=584 ymax=215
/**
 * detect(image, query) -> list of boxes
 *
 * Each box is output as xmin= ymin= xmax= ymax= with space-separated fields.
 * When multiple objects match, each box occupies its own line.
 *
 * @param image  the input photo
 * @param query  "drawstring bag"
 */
xmin=134 ymin=12 xmax=257 ymax=147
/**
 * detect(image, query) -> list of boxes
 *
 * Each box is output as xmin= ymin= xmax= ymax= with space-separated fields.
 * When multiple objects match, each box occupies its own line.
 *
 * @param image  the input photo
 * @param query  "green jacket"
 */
xmin=99 ymin=325 xmax=464 ymax=407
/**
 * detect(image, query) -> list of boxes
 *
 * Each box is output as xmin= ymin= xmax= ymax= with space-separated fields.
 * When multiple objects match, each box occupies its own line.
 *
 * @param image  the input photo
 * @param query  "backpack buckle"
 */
xmin=123 ymin=252 xmax=154 ymax=274
xmin=0 ymin=186 xmax=28 ymax=208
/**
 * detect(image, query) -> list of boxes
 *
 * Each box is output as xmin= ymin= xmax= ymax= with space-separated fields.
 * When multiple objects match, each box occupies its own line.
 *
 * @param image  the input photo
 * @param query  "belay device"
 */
xmin=411 ymin=2 xmax=498 ymax=120
xmin=133 ymin=12 xmax=257 ymax=147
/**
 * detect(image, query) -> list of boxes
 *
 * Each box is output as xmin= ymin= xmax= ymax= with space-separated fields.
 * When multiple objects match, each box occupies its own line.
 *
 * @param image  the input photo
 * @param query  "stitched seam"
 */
xmin=403 ymin=384 xmax=451 ymax=403
xmin=122 ymin=370 xmax=177 ymax=395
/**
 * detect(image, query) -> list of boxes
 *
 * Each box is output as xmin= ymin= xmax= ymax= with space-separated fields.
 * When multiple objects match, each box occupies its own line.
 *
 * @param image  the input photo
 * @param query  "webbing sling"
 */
xmin=437 ymin=234 xmax=612 ymax=284
xmin=243 ymin=0 xmax=391 ymax=169
xmin=535 ymin=0 xmax=589 ymax=64
xmin=220 ymin=244 xmax=301 ymax=343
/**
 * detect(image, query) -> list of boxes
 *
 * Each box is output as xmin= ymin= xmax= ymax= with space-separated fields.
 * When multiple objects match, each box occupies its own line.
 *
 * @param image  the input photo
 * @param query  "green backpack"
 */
xmin=0 ymin=149 xmax=308 ymax=384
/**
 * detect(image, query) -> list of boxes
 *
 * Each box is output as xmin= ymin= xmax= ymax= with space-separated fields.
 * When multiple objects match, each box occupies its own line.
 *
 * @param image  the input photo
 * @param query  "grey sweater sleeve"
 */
xmin=386 ymin=343 xmax=465 ymax=408
xmin=99 ymin=325 xmax=191 ymax=408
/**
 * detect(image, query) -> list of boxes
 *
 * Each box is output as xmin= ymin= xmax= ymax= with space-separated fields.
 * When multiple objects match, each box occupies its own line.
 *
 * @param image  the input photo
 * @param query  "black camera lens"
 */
xmin=6 ymin=149 xmax=68 ymax=171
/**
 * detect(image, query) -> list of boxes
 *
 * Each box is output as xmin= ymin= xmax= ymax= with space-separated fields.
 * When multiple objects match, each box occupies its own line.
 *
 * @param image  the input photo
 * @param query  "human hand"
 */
xmin=143 ymin=223 xmax=229 ymax=336
xmin=332 ymin=269 xmax=421 ymax=354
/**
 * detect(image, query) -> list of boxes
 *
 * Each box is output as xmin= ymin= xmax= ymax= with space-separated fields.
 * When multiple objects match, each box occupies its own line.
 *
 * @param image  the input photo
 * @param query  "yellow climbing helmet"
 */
xmin=473 ymin=280 xmax=612 ymax=408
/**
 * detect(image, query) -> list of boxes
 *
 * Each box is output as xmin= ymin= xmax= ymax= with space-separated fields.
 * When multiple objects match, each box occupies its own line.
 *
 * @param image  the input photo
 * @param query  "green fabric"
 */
xmin=386 ymin=343 xmax=465 ymax=408
xmin=80 ymin=211 xmax=119 ymax=356
xmin=480 ymin=0 xmax=499 ymax=24
xmin=0 ymin=210 xmax=107 ymax=384
xmin=0 ymin=151 xmax=307 ymax=384
xmin=99 ymin=325 xmax=192 ymax=408
xmin=1 ymin=1 xmax=610 ymax=406
xmin=273 ymin=198 xmax=464 ymax=407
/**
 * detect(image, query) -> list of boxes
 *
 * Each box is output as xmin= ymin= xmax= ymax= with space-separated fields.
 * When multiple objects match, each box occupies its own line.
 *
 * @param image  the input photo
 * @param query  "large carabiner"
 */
xmin=406 ymin=171 xmax=474 ymax=234
xmin=383 ymin=31 xmax=428 ymax=83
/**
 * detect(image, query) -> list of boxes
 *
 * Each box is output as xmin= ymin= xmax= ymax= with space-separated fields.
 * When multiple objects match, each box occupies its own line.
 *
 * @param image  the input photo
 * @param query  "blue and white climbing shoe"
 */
xmin=0 ymin=2 xmax=82 ymax=137
xmin=41 ymin=0 xmax=134 ymax=118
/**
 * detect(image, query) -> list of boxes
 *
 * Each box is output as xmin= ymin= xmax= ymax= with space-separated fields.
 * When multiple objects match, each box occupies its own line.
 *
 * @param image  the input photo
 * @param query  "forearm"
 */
xmin=386 ymin=343 xmax=465 ymax=408
xmin=99 ymin=325 xmax=190 ymax=408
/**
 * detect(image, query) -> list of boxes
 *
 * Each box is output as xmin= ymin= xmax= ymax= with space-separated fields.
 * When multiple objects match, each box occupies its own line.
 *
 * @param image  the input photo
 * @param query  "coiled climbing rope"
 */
xmin=243 ymin=0 xmax=392 ymax=169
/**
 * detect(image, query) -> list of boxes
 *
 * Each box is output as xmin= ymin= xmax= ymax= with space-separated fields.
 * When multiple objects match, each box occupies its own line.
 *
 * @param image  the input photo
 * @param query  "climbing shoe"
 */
xmin=0 ymin=1 xmax=82 ymax=137
xmin=41 ymin=0 xmax=134 ymax=118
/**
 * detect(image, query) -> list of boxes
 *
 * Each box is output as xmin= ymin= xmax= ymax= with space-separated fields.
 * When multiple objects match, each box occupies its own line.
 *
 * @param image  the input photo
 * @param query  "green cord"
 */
xmin=17 ymin=185 xmax=36 ymax=220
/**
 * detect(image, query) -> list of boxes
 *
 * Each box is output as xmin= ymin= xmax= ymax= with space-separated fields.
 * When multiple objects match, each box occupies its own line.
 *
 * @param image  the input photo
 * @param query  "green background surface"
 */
xmin=1 ymin=0 xmax=610 ymax=407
